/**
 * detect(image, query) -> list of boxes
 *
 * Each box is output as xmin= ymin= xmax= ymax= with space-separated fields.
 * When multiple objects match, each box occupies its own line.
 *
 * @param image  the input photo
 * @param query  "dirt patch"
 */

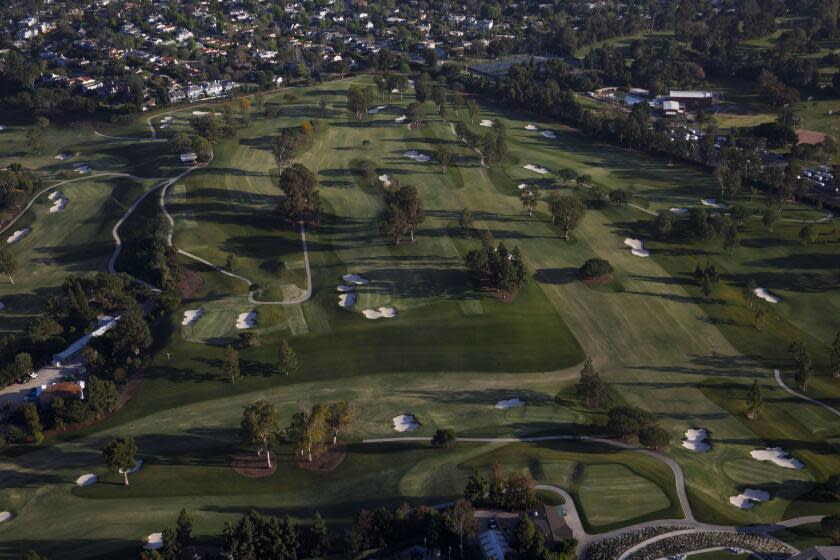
xmin=296 ymin=442 xmax=348 ymax=472
xmin=176 ymin=266 xmax=204 ymax=299
xmin=581 ymin=274 xmax=613 ymax=287
xmin=796 ymin=128 xmax=827 ymax=145
xmin=231 ymin=452 xmax=278 ymax=478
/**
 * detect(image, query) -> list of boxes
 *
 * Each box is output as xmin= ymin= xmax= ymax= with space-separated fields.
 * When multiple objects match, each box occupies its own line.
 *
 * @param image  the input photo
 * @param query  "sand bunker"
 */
xmin=540 ymin=130 xmax=557 ymax=139
xmin=682 ymin=428 xmax=710 ymax=453
xmin=362 ymin=306 xmax=397 ymax=319
xmin=48 ymin=191 xmax=61 ymax=200
xmin=624 ymin=238 xmax=651 ymax=257
xmin=339 ymin=293 xmax=357 ymax=309
xmin=701 ymin=198 xmax=726 ymax=209
xmin=342 ymin=273 xmax=369 ymax=285
xmin=54 ymin=153 xmax=72 ymax=160
xmin=395 ymin=115 xmax=407 ymax=123
xmin=336 ymin=285 xmax=356 ymax=292
xmin=73 ymin=164 xmax=91 ymax=174
xmin=523 ymin=164 xmax=549 ymax=174
xmin=495 ymin=398 xmax=524 ymax=410
xmin=119 ymin=459 xmax=143 ymax=474
xmin=480 ymin=119 xmax=494 ymax=127
xmin=404 ymin=150 xmax=431 ymax=163
xmin=753 ymin=288 xmax=780 ymax=304
xmin=379 ymin=174 xmax=391 ymax=187
xmin=670 ymin=207 xmax=688 ymax=214
xmin=192 ymin=110 xmax=209 ymax=116
xmin=181 ymin=308 xmax=204 ymax=326
xmin=368 ymin=105 xmax=387 ymax=114
xmin=144 ymin=533 xmax=164 ymax=550
xmin=525 ymin=124 xmax=538 ymax=131
xmin=6 ymin=228 xmax=30 ymax=244
xmin=161 ymin=116 xmax=173 ymax=123
xmin=0 ymin=302 xmax=5 ymax=311
xmin=729 ymin=489 xmax=770 ymax=509
xmin=235 ymin=310 xmax=257 ymax=330
xmin=75 ymin=473 xmax=98 ymax=487
xmin=393 ymin=414 xmax=420 ymax=432
xmin=750 ymin=447 xmax=804 ymax=470
xmin=517 ymin=184 xmax=528 ymax=190
xmin=49 ymin=197 xmax=68 ymax=213
xmin=0 ymin=512 xmax=12 ymax=524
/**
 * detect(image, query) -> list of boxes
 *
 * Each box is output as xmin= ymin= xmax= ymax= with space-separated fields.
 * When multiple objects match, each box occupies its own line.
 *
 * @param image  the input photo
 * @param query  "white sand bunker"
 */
xmin=404 ymin=150 xmax=431 ymax=163
xmin=336 ymin=285 xmax=356 ymax=293
xmin=48 ymin=190 xmax=62 ymax=200
xmin=6 ymin=228 xmax=31 ymax=244
xmin=525 ymin=124 xmax=538 ymax=131
xmin=54 ymin=152 xmax=71 ymax=160
xmin=362 ymin=306 xmax=397 ymax=319
xmin=523 ymin=164 xmax=549 ymax=174
xmin=540 ymin=130 xmax=557 ymax=139
xmin=342 ymin=273 xmax=369 ymax=285
xmin=480 ymin=119 xmax=494 ymax=127
xmin=161 ymin=116 xmax=173 ymax=123
xmin=624 ymin=238 xmax=650 ymax=257
xmin=753 ymin=288 xmax=780 ymax=304
xmin=395 ymin=115 xmax=407 ymax=123
xmin=235 ymin=310 xmax=257 ymax=330
xmin=192 ymin=110 xmax=209 ymax=116
xmin=393 ymin=414 xmax=420 ymax=432
xmin=119 ymin=459 xmax=143 ymax=474
xmin=701 ymin=198 xmax=726 ymax=209
xmin=181 ymin=308 xmax=204 ymax=326
xmin=517 ymin=184 xmax=528 ymax=190
xmin=0 ymin=512 xmax=12 ymax=524
xmin=750 ymin=447 xmax=804 ymax=470
xmin=49 ymin=197 xmax=68 ymax=213
xmin=339 ymin=293 xmax=356 ymax=308
xmin=729 ymin=489 xmax=770 ymax=509
xmin=682 ymin=428 xmax=710 ymax=453
xmin=75 ymin=473 xmax=98 ymax=487
xmin=368 ymin=105 xmax=387 ymax=114
xmin=379 ymin=174 xmax=391 ymax=187
xmin=144 ymin=532 xmax=164 ymax=550
xmin=0 ymin=301 xmax=5 ymax=311
xmin=495 ymin=398 xmax=524 ymax=410
xmin=670 ymin=207 xmax=688 ymax=214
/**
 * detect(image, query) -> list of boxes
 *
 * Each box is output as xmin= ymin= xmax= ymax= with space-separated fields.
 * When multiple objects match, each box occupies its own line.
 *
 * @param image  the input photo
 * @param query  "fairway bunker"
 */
xmin=144 ymin=533 xmax=164 ymax=550
xmin=495 ymin=398 xmax=524 ymax=410
xmin=393 ymin=414 xmax=420 ymax=432
xmin=379 ymin=174 xmax=391 ymax=187
xmin=182 ymin=308 xmax=204 ymax=326
xmin=753 ymin=288 xmax=780 ymax=304
xmin=342 ymin=273 xmax=369 ymax=285
xmin=624 ymin=238 xmax=651 ymax=257
xmin=480 ymin=119 xmax=494 ymax=127
xmin=235 ymin=311 xmax=257 ymax=329
xmin=339 ymin=293 xmax=356 ymax=309
xmin=75 ymin=473 xmax=97 ymax=487
xmin=362 ymin=306 xmax=397 ymax=319
xmin=523 ymin=164 xmax=549 ymax=174
xmin=395 ymin=115 xmax=407 ymax=124
xmin=701 ymin=198 xmax=726 ymax=209
xmin=49 ymin=197 xmax=68 ymax=213
xmin=525 ymin=124 xmax=538 ymax=131
xmin=682 ymin=428 xmax=710 ymax=452
xmin=750 ymin=447 xmax=804 ymax=470
xmin=729 ymin=489 xmax=770 ymax=509
xmin=119 ymin=459 xmax=143 ymax=474
xmin=540 ymin=130 xmax=557 ymax=139
xmin=368 ymin=106 xmax=388 ymax=114
xmin=54 ymin=153 xmax=72 ymax=160
xmin=0 ymin=512 xmax=12 ymax=524
xmin=336 ymin=285 xmax=355 ymax=292
xmin=670 ymin=207 xmax=688 ymax=214
xmin=6 ymin=227 xmax=31 ymax=244
xmin=404 ymin=150 xmax=431 ymax=163
xmin=517 ymin=184 xmax=528 ymax=190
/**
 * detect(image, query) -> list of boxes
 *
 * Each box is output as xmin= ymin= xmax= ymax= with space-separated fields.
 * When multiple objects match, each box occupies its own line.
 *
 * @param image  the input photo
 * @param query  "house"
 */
xmin=662 ymin=100 xmax=682 ymax=116
xmin=168 ymin=88 xmax=186 ymax=102
xmin=180 ymin=152 xmax=197 ymax=164
xmin=204 ymin=81 xmax=223 ymax=96
xmin=668 ymin=90 xmax=714 ymax=108
xmin=39 ymin=382 xmax=83 ymax=406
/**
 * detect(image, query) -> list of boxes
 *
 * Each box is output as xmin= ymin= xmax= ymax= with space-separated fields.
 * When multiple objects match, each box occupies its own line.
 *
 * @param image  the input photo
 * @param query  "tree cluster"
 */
xmin=464 ymin=241 xmax=528 ymax=294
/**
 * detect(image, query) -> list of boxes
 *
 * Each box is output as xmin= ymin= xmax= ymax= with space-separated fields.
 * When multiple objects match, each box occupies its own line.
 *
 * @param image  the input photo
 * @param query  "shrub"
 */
xmin=431 ymin=428 xmax=456 ymax=448
xmin=579 ymin=258 xmax=613 ymax=279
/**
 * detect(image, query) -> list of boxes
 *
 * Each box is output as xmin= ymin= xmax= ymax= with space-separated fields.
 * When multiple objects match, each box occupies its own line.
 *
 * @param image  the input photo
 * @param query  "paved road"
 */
xmin=774 ymin=368 xmax=840 ymax=418
xmin=0 ymin=357 xmax=84 ymax=411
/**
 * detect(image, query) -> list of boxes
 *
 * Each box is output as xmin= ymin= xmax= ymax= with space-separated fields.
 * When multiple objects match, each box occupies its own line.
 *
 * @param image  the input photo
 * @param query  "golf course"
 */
xmin=0 ymin=76 xmax=838 ymax=559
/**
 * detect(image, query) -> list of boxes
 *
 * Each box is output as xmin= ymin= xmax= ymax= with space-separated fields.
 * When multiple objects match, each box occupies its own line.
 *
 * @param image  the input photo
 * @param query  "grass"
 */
xmin=1 ymin=76 xmax=839 ymax=559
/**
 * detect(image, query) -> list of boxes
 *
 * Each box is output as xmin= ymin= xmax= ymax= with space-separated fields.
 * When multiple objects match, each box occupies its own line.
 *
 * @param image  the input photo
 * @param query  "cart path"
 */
xmin=774 ymin=368 xmax=840 ymax=418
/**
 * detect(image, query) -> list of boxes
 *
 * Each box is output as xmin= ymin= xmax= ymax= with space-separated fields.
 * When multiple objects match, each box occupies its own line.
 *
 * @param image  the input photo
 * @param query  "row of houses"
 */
xmin=168 ymin=80 xmax=241 ymax=103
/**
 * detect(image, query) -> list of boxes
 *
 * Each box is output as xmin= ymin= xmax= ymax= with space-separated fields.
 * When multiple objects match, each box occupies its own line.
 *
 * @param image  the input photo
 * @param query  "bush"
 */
xmin=639 ymin=424 xmax=671 ymax=449
xmin=431 ymin=428 xmax=456 ymax=448
xmin=579 ymin=258 xmax=613 ymax=279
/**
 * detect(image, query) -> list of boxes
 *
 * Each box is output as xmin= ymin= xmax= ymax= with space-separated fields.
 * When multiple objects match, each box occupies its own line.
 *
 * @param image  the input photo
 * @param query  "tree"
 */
xmin=467 ymin=99 xmax=480 ymax=123
xmin=459 ymin=208 xmax=474 ymax=238
xmin=504 ymin=472 xmax=538 ymax=510
xmin=224 ymin=345 xmax=241 ymax=384
xmin=653 ymin=211 xmax=674 ymax=241
xmin=435 ymin=145 xmax=452 ymax=173
xmin=639 ymin=424 xmax=671 ymax=449
xmin=347 ymin=85 xmax=374 ymax=119
xmin=176 ymin=509 xmax=193 ymax=551
xmin=754 ymin=306 xmax=767 ymax=331
xmin=87 ymin=376 xmax=119 ymax=419
xmin=22 ymin=403 xmax=43 ymax=443
xmin=278 ymin=163 xmax=319 ymax=219
xmin=723 ymin=221 xmax=739 ymax=253
xmin=790 ymin=341 xmax=813 ymax=390
xmin=444 ymin=500 xmax=477 ymax=557
xmin=309 ymin=512 xmax=331 ymax=557
xmin=0 ymin=247 xmax=17 ymax=285
xmin=519 ymin=188 xmax=539 ymax=217
xmin=830 ymin=332 xmax=840 ymax=379
xmin=240 ymin=97 xmax=252 ymax=126
xmin=548 ymin=194 xmax=585 ymax=239
xmin=241 ymin=400 xmax=282 ymax=469
xmin=464 ymin=468 xmax=488 ymax=505
xmin=192 ymin=136 xmax=212 ymax=162
xmin=579 ymin=258 xmax=613 ymax=279
xmin=110 ymin=303 xmax=151 ymax=366
xmin=288 ymin=405 xmax=329 ymax=462
xmin=821 ymin=515 xmax=840 ymax=545
xmin=576 ymin=355 xmax=608 ymax=408
xmin=746 ymin=380 xmax=764 ymax=420
xmin=382 ymin=185 xmax=424 ymax=243
xmin=103 ymin=436 xmax=138 ymax=486
xmin=607 ymin=406 xmax=656 ymax=439
xmin=799 ymin=224 xmax=817 ymax=245
xmin=431 ymin=428 xmax=456 ymax=448
xmin=762 ymin=208 xmax=779 ymax=232
xmin=327 ymin=401 xmax=353 ymax=444
xmin=277 ymin=340 xmax=298 ymax=376
xmin=609 ymin=189 xmax=630 ymax=206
